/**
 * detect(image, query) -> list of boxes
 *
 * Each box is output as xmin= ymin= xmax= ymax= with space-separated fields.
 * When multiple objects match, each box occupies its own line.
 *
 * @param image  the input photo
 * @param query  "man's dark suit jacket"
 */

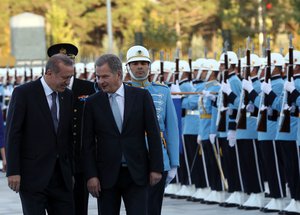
xmin=71 ymin=78 xmax=95 ymax=173
xmin=6 ymin=78 xmax=74 ymax=192
xmin=83 ymin=84 xmax=164 ymax=189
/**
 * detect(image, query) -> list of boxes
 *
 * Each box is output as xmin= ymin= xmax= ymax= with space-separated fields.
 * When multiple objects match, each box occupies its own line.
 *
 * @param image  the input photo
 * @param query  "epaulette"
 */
xmin=123 ymin=81 xmax=132 ymax=86
xmin=152 ymin=81 xmax=168 ymax=88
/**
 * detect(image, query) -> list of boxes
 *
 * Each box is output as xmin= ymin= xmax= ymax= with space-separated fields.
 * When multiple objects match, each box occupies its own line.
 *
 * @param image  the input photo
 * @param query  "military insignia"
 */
xmin=136 ymin=50 xmax=144 ymax=56
xmin=59 ymin=48 xmax=67 ymax=54
xmin=274 ymin=60 xmax=277 ymax=64
xmin=78 ymin=95 xmax=89 ymax=101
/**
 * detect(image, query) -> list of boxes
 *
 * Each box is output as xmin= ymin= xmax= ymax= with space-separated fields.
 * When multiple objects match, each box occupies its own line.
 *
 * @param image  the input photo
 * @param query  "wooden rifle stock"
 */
xmin=237 ymin=39 xmax=251 ymax=129
xmin=188 ymin=48 xmax=192 ymax=81
xmin=257 ymin=39 xmax=271 ymax=132
xmin=279 ymin=35 xmax=293 ymax=132
xmin=174 ymin=49 xmax=180 ymax=84
xmin=160 ymin=51 xmax=164 ymax=83
xmin=217 ymin=43 xmax=229 ymax=132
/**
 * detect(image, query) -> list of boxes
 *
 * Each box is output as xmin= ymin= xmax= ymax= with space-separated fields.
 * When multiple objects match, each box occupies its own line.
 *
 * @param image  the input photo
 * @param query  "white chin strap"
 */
xmin=152 ymin=74 xmax=159 ymax=82
xmin=205 ymin=70 xmax=213 ymax=82
xmin=196 ymin=70 xmax=202 ymax=80
xmin=126 ymin=64 xmax=149 ymax=81
xmin=166 ymin=72 xmax=173 ymax=82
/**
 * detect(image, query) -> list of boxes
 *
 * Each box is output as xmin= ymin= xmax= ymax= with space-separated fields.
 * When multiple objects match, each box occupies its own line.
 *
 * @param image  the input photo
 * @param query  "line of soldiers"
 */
xmin=2 ymin=40 xmax=300 ymax=215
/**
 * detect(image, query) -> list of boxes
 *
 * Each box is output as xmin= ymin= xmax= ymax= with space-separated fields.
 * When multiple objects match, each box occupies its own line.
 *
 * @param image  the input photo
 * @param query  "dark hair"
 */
xmin=45 ymin=54 xmax=74 ymax=74
xmin=95 ymin=54 xmax=123 ymax=79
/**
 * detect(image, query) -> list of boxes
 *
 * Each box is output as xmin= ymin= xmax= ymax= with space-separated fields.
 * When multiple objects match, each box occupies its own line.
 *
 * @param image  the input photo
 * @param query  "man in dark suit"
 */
xmin=83 ymin=54 xmax=164 ymax=215
xmin=6 ymin=54 xmax=75 ymax=215
xmin=48 ymin=43 xmax=96 ymax=215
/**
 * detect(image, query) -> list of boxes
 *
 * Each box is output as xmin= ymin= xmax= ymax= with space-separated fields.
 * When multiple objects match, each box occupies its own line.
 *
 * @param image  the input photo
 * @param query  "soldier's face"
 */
xmin=96 ymin=63 xmax=122 ymax=93
xmin=129 ymin=61 xmax=149 ymax=80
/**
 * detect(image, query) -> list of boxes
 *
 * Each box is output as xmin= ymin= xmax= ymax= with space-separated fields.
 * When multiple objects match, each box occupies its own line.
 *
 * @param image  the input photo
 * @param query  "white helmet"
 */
xmin=75 ymin=62 xmax=85 ymax=78
xmin=126 ymin=45 xmax=151 ymax=64
xmin=164 ymin=61 xmax=175 ymax=82
xmin=195 ymin=58 xmax=206 ymax=80
xmin=126 ymin=45 xmax=151 ymax=81
xmin=284 ymin=50 xmax=300 ymax=66
xmin=150 ymin=60 xmax=161 ymax=82
xmin=0 ymin=68 xmax=7 ymax=85
xmin=86 ymin=62 xmax=95 ymax=81
xmin=178 ymin=60 xmax=190 ymax=80
xmin=250 ymin=54 xmax=262 ymax=67
xmin=122 ymin=62 xmax=127 ymax=81
xmin=219 ymin=51 xmax=238 ymax=66
xmin=270 ymin=53 xmax=284 ymax=74
xmin=32 ymin=66 xmax=42 ymax=77
xmin=16 ymin=67 xmax=25 ymax=84
xmin=203 ymin=59 xmax=219 ymax=81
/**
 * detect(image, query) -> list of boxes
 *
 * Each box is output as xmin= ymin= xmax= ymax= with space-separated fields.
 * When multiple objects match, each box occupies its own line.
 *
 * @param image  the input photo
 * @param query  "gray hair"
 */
xmin=46 ymin=54 xmax=74 ymax=74
xmin=95 ymin=54 xmax=123 ymax=79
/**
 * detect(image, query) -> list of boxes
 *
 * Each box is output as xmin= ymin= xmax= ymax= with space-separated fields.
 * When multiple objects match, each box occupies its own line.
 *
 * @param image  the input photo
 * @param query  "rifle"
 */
xmin=188 ymin=48 xmax=192 ymax=81
xmin=279 ymin=34 xmax=293 ymax=132
xmin=237 ymin=37 xmax=251 ymax=129
xmin=217 ymin=41 xmax=229 ymax=132
xmin=160 ymin=51 xmax=164 ymax=83
xmin=174 ymin=48 xmax=180 ymax=84
xmin=257 ymin=38 xmax=271 ymax=132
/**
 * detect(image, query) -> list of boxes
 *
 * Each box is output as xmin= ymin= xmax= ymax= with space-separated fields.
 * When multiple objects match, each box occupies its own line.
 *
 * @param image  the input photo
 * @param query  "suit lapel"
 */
xmin=35 ymin=79 xmax=57 ymax=134
xmin=122 ymin=84 xmax=135 ymax=130
xmin=101 ymin=91 xmax=121 ymax=134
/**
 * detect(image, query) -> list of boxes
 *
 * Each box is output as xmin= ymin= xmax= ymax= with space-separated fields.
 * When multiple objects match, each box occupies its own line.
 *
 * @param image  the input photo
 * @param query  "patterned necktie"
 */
xmin=110 ymin=93 xmax=122 ymax=132
xmin=51 ymin=92 xmax=58 ymax=133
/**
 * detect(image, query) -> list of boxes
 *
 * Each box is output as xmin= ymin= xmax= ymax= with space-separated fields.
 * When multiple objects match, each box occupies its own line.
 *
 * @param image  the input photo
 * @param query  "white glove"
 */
xmin=221 ymin=81 xmax=232 ymax=95
xmin=227 ymin=130 xmax=236 ymax=147
xmin=197 ymin=135 xmax=202 ymax=144
xmin=242 ymin=77 xmax=254 ymax=93
xmin=209 ymin=134 xmax=216 ymax=144
xmin=170 ymin=83 xmax=181 ymax=98
xmin=260 ymin=104 xmax=267 ymax=111
xmin=284 ymin=78 xmax=296 ymax=93
xmin=261 ymin=80 xmax=272 ymax=95
xmin=165 ymin=167 xmax=177 ymax=186
xmin=203 ymin=90 xmax=217 ymax=102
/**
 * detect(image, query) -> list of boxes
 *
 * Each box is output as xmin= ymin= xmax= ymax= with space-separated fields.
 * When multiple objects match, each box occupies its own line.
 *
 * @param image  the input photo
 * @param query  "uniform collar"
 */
xmin=130 ymin=79 xmax=151 ymax=88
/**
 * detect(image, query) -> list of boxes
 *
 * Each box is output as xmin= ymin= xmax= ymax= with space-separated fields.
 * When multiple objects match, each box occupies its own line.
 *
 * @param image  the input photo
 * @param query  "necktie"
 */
xmin=110 ymin=93 xmax=122 ymax=132
xmin=51 ymin=92 xmax=59 ymax=132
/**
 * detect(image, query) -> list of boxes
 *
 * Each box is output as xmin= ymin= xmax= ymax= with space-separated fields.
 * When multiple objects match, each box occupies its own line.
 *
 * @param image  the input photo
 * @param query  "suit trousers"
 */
xmin=97 ymin=167 xmax=148 ymax=215
xmin=19 ymin=160 xmax=74 ymax=215
xmin=278 ymin=140 xmax=300 ymax=199
xmin=147 ymin=171 xmax=168 ymax=215
xmin=218 ymin=137 xmax=241 ymax=193
xmin=73 ymin=172 xmax=89 ymax=215
xmin=236 ymin=139 xmax=264 ymax=194
xmin=260 ymin=140 xmax=286 ymax=198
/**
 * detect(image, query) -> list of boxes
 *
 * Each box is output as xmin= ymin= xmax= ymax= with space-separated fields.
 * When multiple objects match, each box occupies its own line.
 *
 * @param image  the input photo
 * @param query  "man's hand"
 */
xmin=261 ymin=80 xmax=272 ymax=95
xmin=87 ymin=177 xmax=101 ymax=198
xmin=221 ymin=81 xmax=232 ymax=95
xmin=165 ymin=167 xmax=177 ymax=186
xmin=284 ymin=78 xmax=296 ymax=93
xmin=149 ymin=171 xmax=162 ymax=186
xmin=242 ymin=77 xmax=254 ymax=93
xmin=8 ymin=175 xmax=21 ymax=193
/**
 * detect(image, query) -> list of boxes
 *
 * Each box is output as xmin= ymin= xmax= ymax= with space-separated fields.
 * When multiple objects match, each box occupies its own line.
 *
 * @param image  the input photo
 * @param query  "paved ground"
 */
xmin=0 ymin=171 xmax=281 ymax=215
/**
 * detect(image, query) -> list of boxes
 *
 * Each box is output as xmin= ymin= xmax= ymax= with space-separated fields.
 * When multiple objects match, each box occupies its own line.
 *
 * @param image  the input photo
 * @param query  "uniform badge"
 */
xmin=78 ymin=95 xmax=89 ymax=101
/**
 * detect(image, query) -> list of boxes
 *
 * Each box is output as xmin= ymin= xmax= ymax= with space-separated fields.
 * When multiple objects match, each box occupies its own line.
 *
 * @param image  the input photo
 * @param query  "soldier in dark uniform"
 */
xmin=48 ymin=43 xmax=96 ymax=215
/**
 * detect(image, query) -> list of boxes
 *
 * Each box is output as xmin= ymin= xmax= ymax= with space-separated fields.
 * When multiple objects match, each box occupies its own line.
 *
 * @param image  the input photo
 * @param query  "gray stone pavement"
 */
xmin=0 ymin=172 xmax=280 ymax=215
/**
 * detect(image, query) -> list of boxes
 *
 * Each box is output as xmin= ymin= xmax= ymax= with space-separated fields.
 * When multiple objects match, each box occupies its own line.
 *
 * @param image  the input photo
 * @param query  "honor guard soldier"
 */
xmin=184 ymin=58 xmax=211 ymax=202
xmin=47 ymin=43 xmax=96 ymax=215
xmin=218 ymin=51 xmax=245 ymax=207
xmin=279 ymin=50 xmax=300 ymax=214
xmin=197 ymin=59 xmax=225 ymax=203
xmin=126 ymin=45 xmax=179 ymax=215
xmin=257 ymin=53 xmax=286 ymax=212
xmin=238 ymin=54 xmax=265 ymax=209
